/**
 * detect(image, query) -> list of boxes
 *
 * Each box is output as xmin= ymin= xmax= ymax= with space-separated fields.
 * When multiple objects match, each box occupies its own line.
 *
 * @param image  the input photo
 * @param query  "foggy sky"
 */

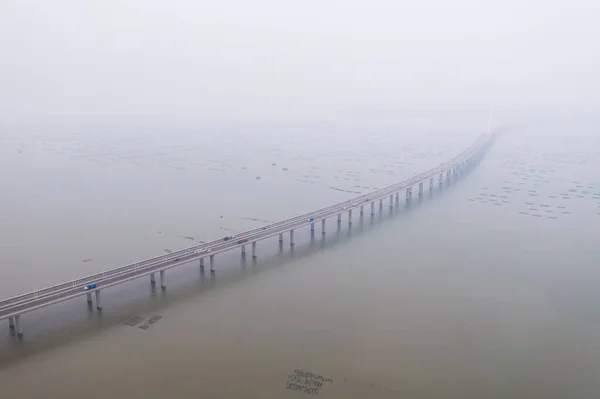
xmin=1 ymin=0 xmax=598 ymax=124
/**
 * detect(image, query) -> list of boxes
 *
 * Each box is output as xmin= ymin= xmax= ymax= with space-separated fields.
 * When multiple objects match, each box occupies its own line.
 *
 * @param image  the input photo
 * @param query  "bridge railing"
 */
xmin=0 ymin=133 xmax=493 ymax=306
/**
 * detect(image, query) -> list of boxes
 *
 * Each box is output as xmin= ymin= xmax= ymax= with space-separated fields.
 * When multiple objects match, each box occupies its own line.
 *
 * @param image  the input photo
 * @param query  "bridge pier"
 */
xmin=310 ymin=222 xmax=315 ymax=233
xmin=199 ymin=257 xmax=204 ymax=269
xmin=439 ymin=173 xmax=443 ymax=185
xmin=86 ymin=292 xmax=92 ymax=303
xmin=252 ymin=241 xmax=257 ymax=259
xmin=278 ymin=233 xmax=283 ymax=243
xmin=8 ymin=316 xmax=14 ymax=331
xmin=150 ymin=273 xmax=155 ymax=284
xmin=159 ymin=270 xmax=165 ymax=288
xmin=379 ymin=199 xmax=383 ymax=209
xmin=446 ymin=169 xmax=451 ymax=180
xmin=370 ymin=202 xmax=375 ymax=215
xmin=241 ymin=245 xmax=246 ymax=256
xmin=337 ymin=213 xmax=341 ymax=224
xmin=321 ymin=219 xmax=326 ymax=234
xmin=419 ymin=182 xmax=424 ymax=196
xmin=290 ymin=229 xmax=294 ymax=246
xmin=406 ymin=187 xmax=412 ymax=201
xmin=360 ymin=205 xmax=364 ymax=215
xmin=430 ymin=177 xmax=434 ymax=191
xmin=389 ymin=194 xmax=393 ymax=207
xmin=395 ymin=192 xmax=399 ymax=203
xmin=95 ymin=290 xmax=102 ymax=310
xmin=210 ymin=255 xmax=215 ymax=273
xmin=348 ymin=209 xmax=353 ymax=224
xmin=15 ymin=315 xmax=22 ymax=337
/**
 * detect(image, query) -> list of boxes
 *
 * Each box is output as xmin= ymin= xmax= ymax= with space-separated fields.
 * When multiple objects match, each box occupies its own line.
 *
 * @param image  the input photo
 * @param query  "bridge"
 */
xmin=1 ymin=132 xmax=496 ymax=336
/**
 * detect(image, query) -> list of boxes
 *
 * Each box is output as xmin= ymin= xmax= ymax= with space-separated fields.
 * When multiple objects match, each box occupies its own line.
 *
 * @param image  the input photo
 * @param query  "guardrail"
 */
xmin=0 ymin=132 xmax=494 ymax=311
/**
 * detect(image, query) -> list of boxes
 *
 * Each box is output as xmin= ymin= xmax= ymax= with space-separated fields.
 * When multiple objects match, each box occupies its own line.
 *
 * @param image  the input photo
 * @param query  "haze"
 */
xmin=1 ymin=0 xmax=599 ymax=126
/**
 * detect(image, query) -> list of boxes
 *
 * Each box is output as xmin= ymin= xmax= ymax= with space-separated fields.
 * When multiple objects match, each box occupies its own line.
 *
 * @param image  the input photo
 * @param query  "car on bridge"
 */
xmin=237 ymin=238 xmax=248 ymax=244
xmin=352 ymin=202 xmax=358 ymax=206
xmin=308 ymin=217 xmax=314 ymax=222
xmin=195 ymin=247 xmax=211 ymax=254
xmin=83 ymin=283 xmax=97 ymax=291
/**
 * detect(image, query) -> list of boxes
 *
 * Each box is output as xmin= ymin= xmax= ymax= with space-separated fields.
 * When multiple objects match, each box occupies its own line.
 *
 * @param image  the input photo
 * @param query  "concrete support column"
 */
xmin=210 ymin=255 xmax=215 ymax=273
xmin=15 ymin=315 xmax=22 ymax=337
xmin=389 ymin=194 xmax=393 ymax=207
xmin=159 ymin=270 xmax=165 ymax=288
xmin=95 ymin=290 xmax=102 ymax=309
xmin=370 ymin=202 xmax=375 ymax=215
xmin=430 ymin=177 xmax=434 ymax=191
xmin=199 ymin=258 xmax=204 ymax=269
xmin=321 ymin=219 xmax=326 ymax=234
xmin=337 ymin=213 xmax=342 ymax=223
xmin=310 ymin=222 xmax=315 ymax=232
xmin=252 ymin=241 xmax=257 ymax=259
xmin=446 ymin=169 xmax=451 ymax=180
xmin=290 ymin=229 xmax=294 ymax=246
xmin=396 ymin=192 xmax=400 ymax=203
xmin=419 ymin=182 xmax=424 ymax=196
xmin=150 ymin=273 xmax=155 ymax=284
xmin=348 ymin=209 xmax=353 ymax=224
xmin=379 ymin=199 xmax=383 ymax=208
xmin=8 ymin=316 xmax=15 ymax=330
xmin=360 ymin=205 xmax=364 ymax=215
xmin=86 ymin=292 xmax=92 ymax=303
xmin=406 ymin=187 xmax=412 ymax=201
xmin=439 ymin=173 xmax=443 ymax=185
xmin=241 ymin=245 xmax=246 ymax=256
xmin=278 ymin=233 xmax=283 ymax=243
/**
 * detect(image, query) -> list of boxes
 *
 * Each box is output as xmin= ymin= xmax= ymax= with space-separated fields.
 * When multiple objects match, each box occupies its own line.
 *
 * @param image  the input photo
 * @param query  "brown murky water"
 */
xmin=2 ymin=116 xmax=600 ymax=398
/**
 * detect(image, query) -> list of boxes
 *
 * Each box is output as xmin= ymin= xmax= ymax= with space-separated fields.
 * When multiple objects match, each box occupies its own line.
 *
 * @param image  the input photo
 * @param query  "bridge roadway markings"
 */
xmin=0 ymin=133 xmax=490 ymax=310
xmin=1 ymin=133 xmax=496 ymax=336
xmin=2 ymin=135 xmax=493 ymax=331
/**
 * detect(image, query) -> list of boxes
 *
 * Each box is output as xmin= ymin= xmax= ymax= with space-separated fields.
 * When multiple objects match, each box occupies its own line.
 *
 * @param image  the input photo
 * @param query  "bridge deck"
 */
xmin=1 ymin=132 xmax=495 ymax=333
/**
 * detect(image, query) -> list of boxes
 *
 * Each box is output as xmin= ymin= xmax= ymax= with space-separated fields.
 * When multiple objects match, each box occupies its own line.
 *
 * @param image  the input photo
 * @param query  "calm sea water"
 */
xmin=1 ymin=115 xmax=600 ymax=398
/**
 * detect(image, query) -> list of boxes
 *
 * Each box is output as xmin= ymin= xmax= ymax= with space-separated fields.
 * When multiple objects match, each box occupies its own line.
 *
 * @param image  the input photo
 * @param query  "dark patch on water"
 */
xmin=124 ymin=316 xmax=144 ymax=327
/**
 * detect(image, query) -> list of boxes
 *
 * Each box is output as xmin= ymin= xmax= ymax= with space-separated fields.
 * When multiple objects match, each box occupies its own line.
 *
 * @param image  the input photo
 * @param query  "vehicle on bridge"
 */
xmin=308 ymin=217 xmax=314 ymax=222
xmin=195 ymin=247 xmax=211 ymax=254
xmin=83 ymin=283 xmax=97 ymax=291
xmin=237 ymin=238 xmax=248 ymax=244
